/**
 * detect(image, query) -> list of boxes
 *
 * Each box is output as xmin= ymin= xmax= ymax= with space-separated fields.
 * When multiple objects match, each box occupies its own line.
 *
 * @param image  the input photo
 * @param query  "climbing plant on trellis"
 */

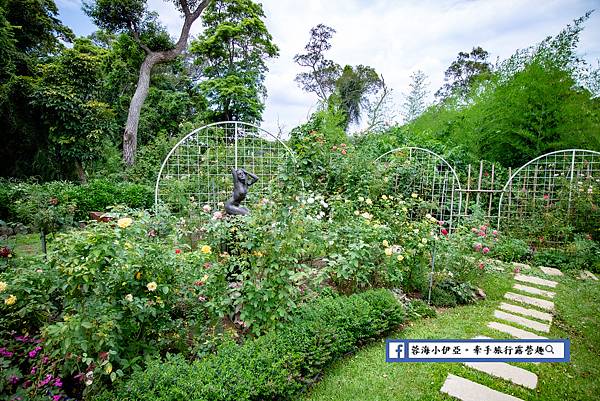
xmin=155 ymin=122 xmax=295 ymax=214
xmin=374 ymin=147 xmax=463 ymax=230
xmin=497 ymin=149 xmax=600 ymax=244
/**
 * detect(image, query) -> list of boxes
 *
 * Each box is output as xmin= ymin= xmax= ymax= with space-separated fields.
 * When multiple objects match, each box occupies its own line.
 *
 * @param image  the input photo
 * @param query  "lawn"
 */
xmin=303 ymin=268 xmax=600 ymax=401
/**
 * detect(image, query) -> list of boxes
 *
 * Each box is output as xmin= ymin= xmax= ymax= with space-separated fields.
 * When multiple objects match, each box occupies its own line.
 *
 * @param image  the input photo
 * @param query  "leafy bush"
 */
xmin=99 ymin=289 xmax=405 ymax=401
xmin=0 ymin=179 xmax=153 ymax=225
xmin=493 ymin=237 xmax=530 ymax=262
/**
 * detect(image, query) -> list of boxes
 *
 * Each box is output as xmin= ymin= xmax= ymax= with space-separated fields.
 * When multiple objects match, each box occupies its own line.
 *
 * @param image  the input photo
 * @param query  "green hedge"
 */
xmin=0 ymin=179 xmax=153 ymax=224
xmin=101 ymin=289 xmax=405 ymax=401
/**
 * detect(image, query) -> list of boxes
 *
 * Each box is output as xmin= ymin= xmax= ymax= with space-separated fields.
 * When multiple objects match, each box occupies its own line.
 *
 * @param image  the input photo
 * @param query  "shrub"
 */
xmin=493 ymin=237 xmax=530 ymax=262
xmin=0 ymin=210 xmax=214 ymax=397
xmin=100 ymin=289 xmax=405 ymax=401
xmin=0 ymin=179 xmax=154 ymax=225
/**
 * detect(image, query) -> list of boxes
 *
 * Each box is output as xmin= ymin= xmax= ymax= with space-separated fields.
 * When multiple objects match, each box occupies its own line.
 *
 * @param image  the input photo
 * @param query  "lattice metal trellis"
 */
xmin=155 ymin=121 xmax=295 ymax=213
xmin=374 ymin=147 xmax=463 ymax=230
xmin=497 ymin=149 xmax=600 ymax=243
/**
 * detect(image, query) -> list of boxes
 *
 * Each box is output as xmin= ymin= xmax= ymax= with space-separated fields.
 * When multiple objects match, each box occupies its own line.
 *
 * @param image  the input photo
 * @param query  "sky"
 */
xmin=56 ymin=0 xmax=600 ymax=136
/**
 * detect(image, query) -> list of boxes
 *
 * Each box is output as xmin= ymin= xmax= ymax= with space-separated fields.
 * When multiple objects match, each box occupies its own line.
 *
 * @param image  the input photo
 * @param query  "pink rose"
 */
xmin=482 ymin=247 xmax=490 ymax=254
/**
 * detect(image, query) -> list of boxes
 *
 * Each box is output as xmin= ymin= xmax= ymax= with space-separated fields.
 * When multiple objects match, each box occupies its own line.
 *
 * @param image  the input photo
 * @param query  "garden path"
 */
xmin=439 ymin=265 xmax=562 ymax=401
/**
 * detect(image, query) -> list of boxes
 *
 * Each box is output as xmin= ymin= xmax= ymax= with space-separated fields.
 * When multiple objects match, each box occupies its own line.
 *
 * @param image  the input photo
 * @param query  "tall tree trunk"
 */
xmin=123 ymin=55 xmax=159 ymax=166
xmin=122 ymin=0 xmax=211 ymax=166
xmin=74 ymin=159 xmax=87 ymax=184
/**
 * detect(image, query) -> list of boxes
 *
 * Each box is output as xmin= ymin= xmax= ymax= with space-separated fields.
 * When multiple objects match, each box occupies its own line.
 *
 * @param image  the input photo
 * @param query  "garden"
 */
xmin=1 ymin=1 xmax=600 ymax=400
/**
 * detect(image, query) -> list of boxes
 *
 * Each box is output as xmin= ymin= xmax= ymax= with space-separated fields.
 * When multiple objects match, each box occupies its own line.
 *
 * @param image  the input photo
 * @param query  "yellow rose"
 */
xmin=147 ymin=281 xmax=157 ymax=291
xmin=382 ymin=240 xmax=389 ymax=247
xmin=365 ymin=198 xmax=373 ymax=205
xmin=4 ymin=294 xmax=17 ymax=305
xmin=117 ymin=217 xmax=133 ymax=228
xmin=384 ymin=247 xmax=393 ymax=256
xmin=411 ymin=193 xmax=418 ymax=199
xmin=201 ymin=245 xmax=212 ymax=255
xmin=0 ymin=281 xmax=7 ymax=293
xmin=397 ymin=254 xmax=404 ymax=262
xmin=202 ymin=274 xmax=209 ymax=282
xmin=135 ymin=272 xmax=142 ymax=280
xmin=381 ymin=195 xmax=388 ymax=200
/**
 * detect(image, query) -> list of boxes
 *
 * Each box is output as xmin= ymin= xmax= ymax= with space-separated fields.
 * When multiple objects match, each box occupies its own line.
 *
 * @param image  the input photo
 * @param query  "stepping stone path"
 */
xmin=439 ymin=266 xmax=563 ymax=401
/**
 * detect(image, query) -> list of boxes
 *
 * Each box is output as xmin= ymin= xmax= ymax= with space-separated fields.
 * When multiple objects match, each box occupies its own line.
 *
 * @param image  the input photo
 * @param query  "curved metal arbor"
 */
xmin=374 ymin=147 xmax=462 ymax=229
xmin=497 ymin=149 xmax=600 ymax=242
xmin=155 ymin=122 xmax=295 ymax=213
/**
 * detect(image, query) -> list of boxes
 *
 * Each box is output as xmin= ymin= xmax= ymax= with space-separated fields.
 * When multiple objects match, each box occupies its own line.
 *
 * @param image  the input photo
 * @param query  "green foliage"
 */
xmin=405 ymin=14 xmax=600 ymax=168
xmin=533 ymin=235 xmax=600 ymax=272
xmin=334 ymin=64 xmax=382 ymax=128
xmin=435 ymin=46 xmax=492 ymax=100
xmin=100 ymin=289 xmax=405 ymax=401
xmin=493 ymin=237 xmax=530 ymax=262
xmin=31 ymin=38 xmax=119 ymax=181
xmin=190 ymin=0 xmax=279 ymax=123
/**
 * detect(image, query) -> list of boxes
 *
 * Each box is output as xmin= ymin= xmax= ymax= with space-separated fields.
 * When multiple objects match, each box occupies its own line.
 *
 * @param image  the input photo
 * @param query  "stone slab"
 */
xmin=499 ymin=302 xmax=553 ymax=322
xmin=513 ymin=262 xmax=532 ymax=270
xmin=514 ymin=274 xmax=558 ymax=288
xmin=581 ymin=270 xmax=598 ymax=281
xmin=504 ymin=292 xmax=554 ymax=311
xmin=513 ymin=284 xmax=555 ymax=299
xmin=440 ymin=373 xmax=525 ymax=401
xmin=487 ymin=321 xmax=547 ymax=339
xmin=463 ymin=362 xmax=538 ymax=389
xmin=539 ymin=266 xmax=563 ymax=276
xmin=494 ymin=310 xmax=550 ymax=333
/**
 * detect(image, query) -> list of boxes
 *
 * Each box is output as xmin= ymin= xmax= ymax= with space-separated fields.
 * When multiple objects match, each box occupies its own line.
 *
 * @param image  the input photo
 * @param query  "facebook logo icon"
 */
xmin=387 ymin=341 xmax=404 ymax=360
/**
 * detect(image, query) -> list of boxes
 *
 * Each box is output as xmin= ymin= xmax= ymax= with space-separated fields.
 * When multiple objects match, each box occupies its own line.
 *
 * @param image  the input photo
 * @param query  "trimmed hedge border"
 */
xmin=101 ymin=289 xmax=405 ymax=401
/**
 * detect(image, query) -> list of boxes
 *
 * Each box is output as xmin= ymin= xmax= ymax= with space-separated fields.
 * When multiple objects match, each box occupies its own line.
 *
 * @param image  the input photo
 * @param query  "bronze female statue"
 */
xmin=225 ymin=168 xmax=258 ymax=215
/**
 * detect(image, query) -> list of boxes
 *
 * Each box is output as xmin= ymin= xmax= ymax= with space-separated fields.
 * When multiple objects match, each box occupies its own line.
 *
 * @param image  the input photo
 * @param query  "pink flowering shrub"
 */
xmin=0 ymin=334 xmax=68 ymax=401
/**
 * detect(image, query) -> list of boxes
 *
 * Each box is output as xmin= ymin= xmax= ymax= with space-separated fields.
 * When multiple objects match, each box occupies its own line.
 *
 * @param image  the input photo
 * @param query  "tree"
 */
xmin=435 ymin=46 xmax=492 ymax=100
xmin=190 ymin=0 xmax=278 ymax=123
xmin=83 ymin=0 xmax=211 ymax=166
xmin=402 ymin=70 xmax=429 ymax=122
xmin=294 ymin=24 xmax=341 ymax=101
xmin=32 ymin=38 xmax=118 ymax=182
xmin=294 ymin=24 xmax=384 ymax=130
xmin=0 ymin=0 xmax=75 ymax=179
xmin=334 ymin=64 xmax=382 ymax=128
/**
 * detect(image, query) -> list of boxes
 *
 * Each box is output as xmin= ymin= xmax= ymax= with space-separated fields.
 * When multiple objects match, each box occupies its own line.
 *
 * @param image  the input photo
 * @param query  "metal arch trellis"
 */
xmin=374 ymin=147 xmax=463 ymax=230
xmin=497 ymin=149 xmax=600 ymax=243
xmin=155 ymin=121 xmax=295 ymax=213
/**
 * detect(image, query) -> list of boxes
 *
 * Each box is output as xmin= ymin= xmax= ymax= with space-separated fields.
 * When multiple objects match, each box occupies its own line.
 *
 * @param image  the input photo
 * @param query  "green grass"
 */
xmin=302 ymin=269 xmax=600 ymax=401
xmin=1 ymin=233 xmax=44 ymax=256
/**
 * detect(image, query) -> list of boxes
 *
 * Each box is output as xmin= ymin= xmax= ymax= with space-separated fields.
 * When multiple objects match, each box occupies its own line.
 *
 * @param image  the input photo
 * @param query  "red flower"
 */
xmin=441 ymin=228 xmax=448 ymax=236
xmin=543 ymin=194 xmax=549 ymax=200
xmin=175 ymin=249 xmax=181 ymax=254
xmin=341 ymin=149 xmax=347 ymax=155
xmin=478 ymin=262 xmax=485 ymax=270
xmin=482 ymin=247 xmax=490 ymax=254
